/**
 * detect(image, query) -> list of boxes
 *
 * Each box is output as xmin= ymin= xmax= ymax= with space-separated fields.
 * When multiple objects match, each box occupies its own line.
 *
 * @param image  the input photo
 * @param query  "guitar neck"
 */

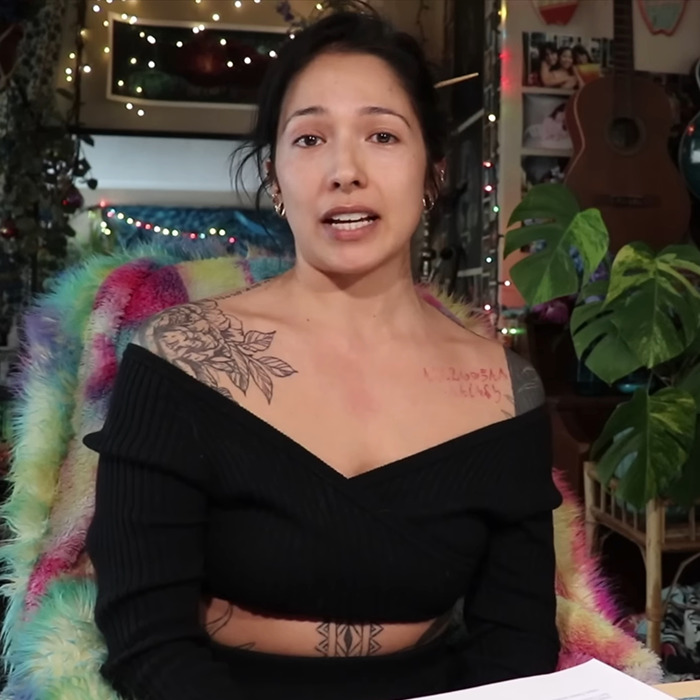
xmin=612 ymin=0 xmax=634 ymax=76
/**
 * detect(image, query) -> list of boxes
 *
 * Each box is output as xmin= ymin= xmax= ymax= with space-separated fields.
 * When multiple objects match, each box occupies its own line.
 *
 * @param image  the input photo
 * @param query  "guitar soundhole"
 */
xmin=608 ymin=117 xmax=642 ymax=153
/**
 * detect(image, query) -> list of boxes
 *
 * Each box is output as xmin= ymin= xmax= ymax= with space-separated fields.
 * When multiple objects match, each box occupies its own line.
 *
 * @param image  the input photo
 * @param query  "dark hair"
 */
xmin=233 ymin=9 xmax=447 ymax=210
xmin=538 ymin=42 xmax=556 ymax=61
xmin=572 ymin=44 xmax=591 ymax=63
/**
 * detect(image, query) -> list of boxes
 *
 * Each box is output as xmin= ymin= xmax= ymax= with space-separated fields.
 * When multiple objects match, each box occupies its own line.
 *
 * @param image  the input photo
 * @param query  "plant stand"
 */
xmin=583 ymin=461 xmax=700 ymax=655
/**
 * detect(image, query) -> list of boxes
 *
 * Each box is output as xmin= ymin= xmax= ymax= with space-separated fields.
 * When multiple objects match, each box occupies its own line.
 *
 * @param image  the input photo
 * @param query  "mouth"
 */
xmin=321 ymin=210 xmax=380 ymax=232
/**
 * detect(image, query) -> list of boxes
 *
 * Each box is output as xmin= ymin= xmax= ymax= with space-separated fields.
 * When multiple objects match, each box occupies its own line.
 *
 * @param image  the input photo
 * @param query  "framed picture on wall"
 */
xmin=522 ymin=32 xmax=612 ymax=90
xmin=65 ymin=13 xmax=288 ymax=137
xmin=522 ymin=94 xmax=572 ymax=151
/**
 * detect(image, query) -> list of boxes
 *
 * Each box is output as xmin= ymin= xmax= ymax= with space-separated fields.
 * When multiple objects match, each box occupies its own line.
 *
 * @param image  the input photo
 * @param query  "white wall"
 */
xmin=79 ymin=134 xmax=265 ymax=208
xmin=499 ymin=0 xmax=700 ymax=307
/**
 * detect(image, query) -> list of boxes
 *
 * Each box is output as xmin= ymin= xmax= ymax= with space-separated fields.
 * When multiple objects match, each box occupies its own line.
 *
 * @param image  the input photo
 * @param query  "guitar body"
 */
xmin=565 ymin=74 xmax=691 ymax=251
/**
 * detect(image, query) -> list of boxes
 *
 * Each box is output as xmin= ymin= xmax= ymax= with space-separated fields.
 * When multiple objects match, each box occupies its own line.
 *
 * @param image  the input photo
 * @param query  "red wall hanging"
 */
xmin=637 ymin=0 xmax=688 ymax=36
xmin=531 ymin=0 xmax=579 ymax=25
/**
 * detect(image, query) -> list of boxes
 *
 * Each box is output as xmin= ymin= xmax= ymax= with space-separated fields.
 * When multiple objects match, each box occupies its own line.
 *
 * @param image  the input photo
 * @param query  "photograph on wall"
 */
xmin=522 ymin=32 xmax=612 ymax=90
xmin=522 ymin=94 xmax=572 ymax=151
xmin=109 ymin=17 xmax=288 ymax=106
xmin=521 ymin=155 xmax=570 ymax=195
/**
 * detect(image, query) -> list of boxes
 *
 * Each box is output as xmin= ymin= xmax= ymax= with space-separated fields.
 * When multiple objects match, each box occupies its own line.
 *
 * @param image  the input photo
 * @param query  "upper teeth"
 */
xmin=330 ymin=212 xmax=373 ymax=222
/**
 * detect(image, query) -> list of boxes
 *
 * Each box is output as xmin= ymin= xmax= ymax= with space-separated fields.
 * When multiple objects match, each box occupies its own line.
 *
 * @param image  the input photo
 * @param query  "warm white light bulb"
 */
xmin=269 ymin=50 xmax=277 ymax=58
xmin=244 ymin=56 xmax=251 ymax=64
xmin=147 ymin=35 xmax=156 ymax=44
xmin=176 ymin=40 xmax=183 ymax=47
xmin=137 ymin=109 xmax=145 ymax=116
xmin=117 ymin=79 xmax=125 ymax=86
xmin=227 ymin=61 xmax=233 ymax=67
xmin=136 ymin=86 xmax=143 ymax=93
xmin=488 ymin=113 xmax=496 ymax=122
xmin=69 ymin=51 xmax=76 ymax=59
xmin=103 ymin=19 xmax=109 ymax=27
xmin=92 ymin=4 xmax=100 ymax=12
xmin=126 ymin=102 xmax=133 ymax=110
xmin=139 ymin=31 xmax=145 ymax=37
xmin=148 ymin=60 xmax=155 ymax=68
xmin=83 ymin=65 xmax=92 ymax=73
xmin=130 ymin=57 xmax=137 ymax=64
xmin=65 ymin=67 xmax=73 ymax=75
xmin=103 ymin=46 xmax=110 ymax=53
xmin=316 ymin=2 xmax=323 ymax=9
xmin=235 ymin=0 xmax=242 ymax=6
xmin=129 ymin=15 xmax=137 ymax=24
xmin=220 ymin=38 xmax=227 ymax=45
xmin=212 ymin=13 xmax=220 ymax=20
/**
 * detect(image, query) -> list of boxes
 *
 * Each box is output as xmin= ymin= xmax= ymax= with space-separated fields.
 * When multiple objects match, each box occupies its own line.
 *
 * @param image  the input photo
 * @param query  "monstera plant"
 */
xmin=505 ymin=183 xmax=700 ymax=509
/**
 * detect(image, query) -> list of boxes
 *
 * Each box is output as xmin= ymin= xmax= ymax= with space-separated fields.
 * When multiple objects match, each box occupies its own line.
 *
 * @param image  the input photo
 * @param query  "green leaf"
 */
xmin=666 ymin=421 xmax=700 ymax=505
xmin=605 ymin=243 xmax=700 ymax=367
xmin=570 ymin=295 xmax=642 ymax=384
xmin=504 ymin=184 xmax=609 ymax=307
xmin=592 ymin=388 xmax=696 ymax=508
xmin=678 ymin=365 xmax=700 ymax=413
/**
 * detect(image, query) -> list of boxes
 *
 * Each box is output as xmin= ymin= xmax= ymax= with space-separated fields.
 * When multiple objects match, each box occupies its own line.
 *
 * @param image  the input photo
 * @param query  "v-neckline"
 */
xmin=127 ymin=343 xmax=546 ymax=484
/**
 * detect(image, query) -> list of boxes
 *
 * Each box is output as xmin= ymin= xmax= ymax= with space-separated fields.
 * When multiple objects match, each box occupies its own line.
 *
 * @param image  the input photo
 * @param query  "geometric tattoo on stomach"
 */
xmin=315 ymin=622 xmax=384 ymax=657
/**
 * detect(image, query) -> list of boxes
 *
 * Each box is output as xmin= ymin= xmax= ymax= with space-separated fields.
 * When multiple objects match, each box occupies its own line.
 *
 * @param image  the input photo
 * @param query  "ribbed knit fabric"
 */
xmin=84 ymin=343 xmax=563 ymax=700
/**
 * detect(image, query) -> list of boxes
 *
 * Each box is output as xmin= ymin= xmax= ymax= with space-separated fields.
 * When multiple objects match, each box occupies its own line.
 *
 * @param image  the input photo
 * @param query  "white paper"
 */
xmin=414 ymin=659 xmax=670 ymax=700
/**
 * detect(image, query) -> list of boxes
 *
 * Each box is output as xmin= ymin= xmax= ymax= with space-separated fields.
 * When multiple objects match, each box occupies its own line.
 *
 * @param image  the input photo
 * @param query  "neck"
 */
xmin=276 ymin=256 xmax=429 ymax=346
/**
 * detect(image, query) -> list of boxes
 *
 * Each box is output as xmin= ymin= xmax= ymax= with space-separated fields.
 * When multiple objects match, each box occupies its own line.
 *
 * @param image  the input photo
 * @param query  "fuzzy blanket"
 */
xmin=0 ymin=248 xmax=661 ymax=699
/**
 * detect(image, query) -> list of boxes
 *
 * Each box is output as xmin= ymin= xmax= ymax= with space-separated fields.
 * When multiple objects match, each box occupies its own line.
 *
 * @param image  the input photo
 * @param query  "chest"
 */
xmin=220 ymin=348 xmax=514 ymax=479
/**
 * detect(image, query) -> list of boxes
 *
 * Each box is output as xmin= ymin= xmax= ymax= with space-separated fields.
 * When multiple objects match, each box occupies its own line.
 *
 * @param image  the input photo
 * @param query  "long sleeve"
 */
xmin=84 ymin=345 xmax=243 ymax=700
xmin=463 ymin=510 xmax=561 ymax=685
xmin=462 ymin=411 xmax=562 ymax=686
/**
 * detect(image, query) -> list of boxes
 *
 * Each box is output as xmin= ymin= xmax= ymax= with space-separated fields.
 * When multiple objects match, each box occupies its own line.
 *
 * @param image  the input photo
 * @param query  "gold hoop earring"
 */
xmin=273 ymin=199 xmax=286 ymax=218
xmin=422 ymin=194 xmax=434 ymax=212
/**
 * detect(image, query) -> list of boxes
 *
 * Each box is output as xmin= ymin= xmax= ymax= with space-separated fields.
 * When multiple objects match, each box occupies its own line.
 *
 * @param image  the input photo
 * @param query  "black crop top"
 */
xmin=85 ymin=343 xmax=562 ymax=699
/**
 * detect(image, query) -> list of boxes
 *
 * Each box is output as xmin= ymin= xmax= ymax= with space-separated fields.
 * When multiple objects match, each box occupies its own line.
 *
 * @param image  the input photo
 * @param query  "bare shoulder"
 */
xmin=131 ymin=288 xmax=297 ymax=403
xmin=503 ymin=347 xmax=545 ymax=414
xmin=431 ymin=306 xmax=545 ymax=417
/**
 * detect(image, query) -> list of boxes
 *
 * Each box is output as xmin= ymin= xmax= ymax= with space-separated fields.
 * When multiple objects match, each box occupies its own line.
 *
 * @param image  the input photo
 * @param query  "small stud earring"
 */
xmin=422 ymin=194 xmax=434 ymax=212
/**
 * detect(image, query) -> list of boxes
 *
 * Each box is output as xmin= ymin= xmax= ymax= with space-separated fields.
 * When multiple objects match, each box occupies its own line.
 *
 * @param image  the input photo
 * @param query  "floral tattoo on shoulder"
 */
xmin=139 ymin=300 xmax=297 ymax=404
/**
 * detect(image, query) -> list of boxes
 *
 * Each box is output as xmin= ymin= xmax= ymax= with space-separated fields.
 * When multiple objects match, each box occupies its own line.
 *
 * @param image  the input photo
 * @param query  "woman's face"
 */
xmin=272 ymin=52 xmax=429 ymax=277
xmin=544 ymin=48 xmax=557 ymax=66
xmin=559 ymin=49 xmax=573 ymax=70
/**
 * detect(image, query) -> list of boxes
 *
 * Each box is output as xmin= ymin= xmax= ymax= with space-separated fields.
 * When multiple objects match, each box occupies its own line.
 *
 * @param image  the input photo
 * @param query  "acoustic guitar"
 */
xmin=564 ymin=0 xmax=690 ymax=251
xmin=678 ymin=59 xmax=700 ymax=201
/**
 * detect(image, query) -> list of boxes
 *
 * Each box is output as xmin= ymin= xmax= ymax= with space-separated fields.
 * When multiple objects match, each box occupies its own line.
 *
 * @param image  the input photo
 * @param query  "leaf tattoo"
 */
xmin=147 ymin=301 xmax=297 ymax=403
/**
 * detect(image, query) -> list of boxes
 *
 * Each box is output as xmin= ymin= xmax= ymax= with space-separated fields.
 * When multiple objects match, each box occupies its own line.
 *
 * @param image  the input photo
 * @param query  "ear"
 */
xmin=265 ymin=159 xmax=279 ymax=194
xmin=427 ymin=158 xmax=447 ymax=198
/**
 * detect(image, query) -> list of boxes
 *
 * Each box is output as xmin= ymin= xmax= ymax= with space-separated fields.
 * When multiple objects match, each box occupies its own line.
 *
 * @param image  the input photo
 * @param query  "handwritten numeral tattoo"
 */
xmin=139 ymin=300 xmax=297 ymax=404
xmin=315 ymin=622 xmax=384 ymax=657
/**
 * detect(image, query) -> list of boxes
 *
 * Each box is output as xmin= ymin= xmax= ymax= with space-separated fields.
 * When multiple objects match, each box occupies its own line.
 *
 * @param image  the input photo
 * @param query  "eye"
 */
xmin=293 ymin=134 xmax=322 ymax=148
xmin=371 ymin=132 xmax=398 ymax=145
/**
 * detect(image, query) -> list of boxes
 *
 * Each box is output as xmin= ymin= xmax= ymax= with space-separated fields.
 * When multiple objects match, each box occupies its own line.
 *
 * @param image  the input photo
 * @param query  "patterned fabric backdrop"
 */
xmin=99 ymin=205 xmax=295 ymax=258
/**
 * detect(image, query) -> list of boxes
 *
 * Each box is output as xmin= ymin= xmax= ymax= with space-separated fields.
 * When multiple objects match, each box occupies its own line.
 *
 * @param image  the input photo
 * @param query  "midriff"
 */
xmin=202 ymin=597 xmax=453 ymax=657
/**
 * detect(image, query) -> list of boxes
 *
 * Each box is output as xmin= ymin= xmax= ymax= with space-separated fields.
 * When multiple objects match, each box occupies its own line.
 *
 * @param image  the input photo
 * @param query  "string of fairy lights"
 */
xmin=62 ymin=0 xmax=298 ymax=119
xmin=100 ymin=208 xmax=237 ymax=243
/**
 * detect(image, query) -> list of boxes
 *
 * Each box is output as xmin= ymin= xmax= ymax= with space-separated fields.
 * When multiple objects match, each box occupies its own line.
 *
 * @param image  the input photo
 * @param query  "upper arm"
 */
xmin=504 ymin=348 xmax=545 ymax=415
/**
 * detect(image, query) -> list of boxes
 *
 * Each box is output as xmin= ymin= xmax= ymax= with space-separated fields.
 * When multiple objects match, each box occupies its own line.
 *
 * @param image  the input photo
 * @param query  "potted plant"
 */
xmin=505 ymin=183 xmax=700 ymax=509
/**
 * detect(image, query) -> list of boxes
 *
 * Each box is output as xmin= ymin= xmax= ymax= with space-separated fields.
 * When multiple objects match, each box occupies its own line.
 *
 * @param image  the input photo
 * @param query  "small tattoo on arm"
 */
xmin=204 ymin=602 xmax=234 ymax=636
xmin=505 ymin=349 xmax=544 ymax=415
xmin=134 ymin=300 xmax=297 ymax=404
xmin=315 ymin=622 xmax=384 ymax=657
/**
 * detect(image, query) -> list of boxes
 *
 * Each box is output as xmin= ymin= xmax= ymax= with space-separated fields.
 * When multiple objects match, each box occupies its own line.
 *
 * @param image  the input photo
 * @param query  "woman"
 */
xmin=85 ymin=9 xmax=562 ymax=700
xmin=542 ymin=46 xmax=579 ymax=89
xmin=537 ymin=41 xmax=558 ymax=87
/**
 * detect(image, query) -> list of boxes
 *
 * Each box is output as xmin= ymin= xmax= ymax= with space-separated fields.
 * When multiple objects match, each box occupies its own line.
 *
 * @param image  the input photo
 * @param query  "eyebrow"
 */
xmin=282 ymin=105 xmax=411 ymax=131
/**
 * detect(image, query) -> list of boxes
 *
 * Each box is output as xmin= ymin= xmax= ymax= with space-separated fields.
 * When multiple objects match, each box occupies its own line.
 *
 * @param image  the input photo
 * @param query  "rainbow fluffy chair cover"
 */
xmin=0 ymin=248 xmax=661 ymax=699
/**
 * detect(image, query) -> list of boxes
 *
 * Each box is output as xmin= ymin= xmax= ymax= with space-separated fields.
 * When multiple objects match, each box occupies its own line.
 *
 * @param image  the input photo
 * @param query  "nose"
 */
xmin=328 ymin=138 xmax=367 ymax=192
